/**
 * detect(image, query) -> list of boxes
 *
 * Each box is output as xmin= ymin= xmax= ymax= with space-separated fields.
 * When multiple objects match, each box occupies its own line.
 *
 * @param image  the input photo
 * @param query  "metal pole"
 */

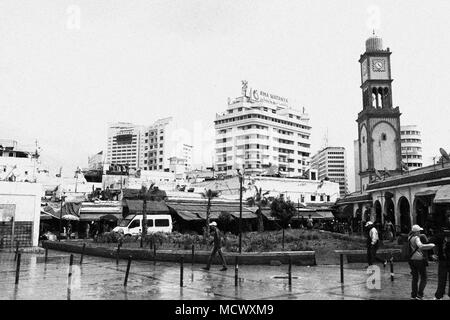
xmin=180 ymin=257 xmax=184 ymax=287
xmin=80 ymin=243 xmax=86 ymax=265
xmin=14 ymin=239 xmax=19 ymax=261
xmin=390 ymin=256 xmax=394 ymax=281
xmin=44 ymin=248 xmax=48 ymax=264
xmin=141 ymin=198 xmax=147 ymax=248
xmin=15 ymin=253 xmax=21 ymax=285
xmin=68 ymin=254 xmax=74 ymax=288
xmin=116 ymin=242 xmax=122 ymax=265
xmin=239 ymin=175 xmax=243 ymax=254
xmin=191 ymin=244 xmax=195 ymax=266
xmin=288 ymin=256 xmax=292 ymax=286
xmin=234 ymin=256 xmax=238 ymax=287
xmin=11 ymin=216 xmax=15 ymax=252
xmin=124 ymin=256 xmax=132 ymax=286
xmin=153 ymin=244 xmax=157 ymax=265
xmin=340 ymin=254 xmax=344 ymax=284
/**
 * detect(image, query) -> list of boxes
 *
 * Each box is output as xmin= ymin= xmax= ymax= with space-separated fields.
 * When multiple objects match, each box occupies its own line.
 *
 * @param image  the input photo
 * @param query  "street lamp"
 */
xmin=59 ymin=194 xmax=66 ymax=241
xmin=237 ymin=168 xmax=243 ymax=253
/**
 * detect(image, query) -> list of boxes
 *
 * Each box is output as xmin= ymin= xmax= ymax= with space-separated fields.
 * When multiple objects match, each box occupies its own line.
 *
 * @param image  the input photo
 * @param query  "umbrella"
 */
xmin=99 ymin=214 xmax=119 ymax=222
xmin=61 ymin=214 xmax=80 ymax=221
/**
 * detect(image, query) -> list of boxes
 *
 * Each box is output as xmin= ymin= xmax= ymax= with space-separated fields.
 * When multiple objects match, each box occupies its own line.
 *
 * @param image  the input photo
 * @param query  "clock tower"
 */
xmin=357 ymin=34 xmax=402 ymax=191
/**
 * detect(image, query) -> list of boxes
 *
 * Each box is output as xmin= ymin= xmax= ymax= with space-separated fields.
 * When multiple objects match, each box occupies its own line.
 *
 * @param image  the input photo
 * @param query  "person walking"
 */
xmin=366 ymin=221 xmax=387 ymax=267
xmin=202 ymin=222 xmax=227 ymax=271
xmin=408 ymin=224 xmax=435 ymax=300
xmin=429 ymin=210 xmax=450 ymax=300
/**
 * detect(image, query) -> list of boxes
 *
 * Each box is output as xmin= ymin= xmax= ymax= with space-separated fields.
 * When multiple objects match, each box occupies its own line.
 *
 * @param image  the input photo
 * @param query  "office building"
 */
xmin=311 ymin=146 xmax=348 ymax=198
xmin=214 ymin=82 xmax=312 ymax=177
xmin=400 ymin=125 xmax=423 ymax=170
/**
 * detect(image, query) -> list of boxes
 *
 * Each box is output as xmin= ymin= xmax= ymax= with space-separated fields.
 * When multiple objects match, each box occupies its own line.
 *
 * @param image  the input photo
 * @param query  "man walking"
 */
xmin=366 ymin=221 xmax=387 ymax=267
xmin=202 ymin=222 xmax=227 ymax=271
xmin=408 ymin=224 xmax=435 ymax=300
xmin=430 ymin=210 xmax=450 ymax=300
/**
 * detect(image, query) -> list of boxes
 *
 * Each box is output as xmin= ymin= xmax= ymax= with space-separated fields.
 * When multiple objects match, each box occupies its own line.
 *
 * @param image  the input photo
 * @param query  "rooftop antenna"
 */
xmin=439 ymin=148 xmax=449 ymax=168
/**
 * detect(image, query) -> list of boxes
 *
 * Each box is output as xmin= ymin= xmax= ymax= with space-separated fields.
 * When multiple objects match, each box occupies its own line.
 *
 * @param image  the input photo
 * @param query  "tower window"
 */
xmin=362 ymin=136 xmax=366 ymax=143
xmin=381 ymin=133 xmax=387 ymax=141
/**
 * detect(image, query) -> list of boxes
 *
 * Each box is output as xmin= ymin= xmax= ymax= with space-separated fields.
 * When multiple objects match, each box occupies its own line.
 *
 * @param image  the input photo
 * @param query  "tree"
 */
xmin=247 ymin=186 xmax=269 ymax=232
xmin=270 ymin=195 xmax=296 ymax=250
xmin=201 ymin=189 xmax=220 ymax=235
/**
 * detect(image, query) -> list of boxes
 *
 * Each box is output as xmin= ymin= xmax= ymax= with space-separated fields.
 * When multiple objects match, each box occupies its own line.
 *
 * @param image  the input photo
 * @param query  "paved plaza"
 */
xmin=0 ymin=250 xmax=447 ymax=300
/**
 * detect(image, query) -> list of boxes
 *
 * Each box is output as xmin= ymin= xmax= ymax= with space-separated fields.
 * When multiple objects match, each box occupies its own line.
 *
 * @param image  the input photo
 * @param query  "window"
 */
xmin=381 ymin=133 xmax=387 ymax=141
xmin=155 ymin=219 xmax=169 ymax=227
xmin=310 ymin=195 xmax=316 ymax=201
xmin=128 ymin=220 xmax=140 ymax=229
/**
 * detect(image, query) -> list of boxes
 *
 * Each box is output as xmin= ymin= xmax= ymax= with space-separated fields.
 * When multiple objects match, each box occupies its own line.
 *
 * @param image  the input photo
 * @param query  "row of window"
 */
xmin=215 ymin=113 xmax=310 ymax=130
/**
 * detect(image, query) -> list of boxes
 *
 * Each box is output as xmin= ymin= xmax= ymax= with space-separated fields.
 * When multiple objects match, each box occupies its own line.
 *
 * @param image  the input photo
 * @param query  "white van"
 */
xmin=113 ymin=214 xmax=173 ymax=236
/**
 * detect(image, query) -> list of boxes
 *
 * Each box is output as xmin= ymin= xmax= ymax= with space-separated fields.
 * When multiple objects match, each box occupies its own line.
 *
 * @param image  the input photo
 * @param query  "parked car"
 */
xmin=113 ymin=214 xmax=173 ymax=236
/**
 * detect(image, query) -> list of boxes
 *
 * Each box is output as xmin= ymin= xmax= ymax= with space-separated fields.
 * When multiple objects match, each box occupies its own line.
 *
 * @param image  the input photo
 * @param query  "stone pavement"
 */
xmin=0 ymin=250 xmax=446 ymax=300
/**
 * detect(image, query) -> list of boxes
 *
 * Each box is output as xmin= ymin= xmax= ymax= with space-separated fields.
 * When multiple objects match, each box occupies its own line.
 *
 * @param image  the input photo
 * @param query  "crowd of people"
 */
xmin=365 ymin=209 xmax=450 ymax=300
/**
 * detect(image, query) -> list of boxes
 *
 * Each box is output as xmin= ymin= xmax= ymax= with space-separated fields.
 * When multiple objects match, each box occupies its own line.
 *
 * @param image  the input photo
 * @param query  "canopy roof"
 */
xmin=434 ymin=185 xmax=450 ymax=204
xmin=125 ymin=199 xmax=170 ymax=214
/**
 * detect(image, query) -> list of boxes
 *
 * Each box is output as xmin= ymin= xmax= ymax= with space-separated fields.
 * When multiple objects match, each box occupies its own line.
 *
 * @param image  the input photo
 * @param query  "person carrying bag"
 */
xmin=408 ymin=224 xmax=435 ymax=300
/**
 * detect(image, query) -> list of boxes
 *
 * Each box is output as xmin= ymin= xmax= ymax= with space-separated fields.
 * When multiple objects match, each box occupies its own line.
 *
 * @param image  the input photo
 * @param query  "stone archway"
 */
xmin=374 ymin=200 xmax=382 ymax=223
xmin=384 ymin=197 xmax=395 ymax=225
xmin=398 ymin=196 xmax=411 ymax=234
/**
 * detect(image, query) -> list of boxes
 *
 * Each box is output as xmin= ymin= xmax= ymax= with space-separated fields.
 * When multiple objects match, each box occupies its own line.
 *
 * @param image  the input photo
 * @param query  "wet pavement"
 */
xmin=0 ymin=250 xmax=446 ymax=300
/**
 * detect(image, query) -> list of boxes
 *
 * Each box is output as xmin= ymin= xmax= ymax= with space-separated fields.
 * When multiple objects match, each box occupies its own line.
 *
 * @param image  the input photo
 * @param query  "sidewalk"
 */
xmin=0 ymin=251 xmax=445 ymax=300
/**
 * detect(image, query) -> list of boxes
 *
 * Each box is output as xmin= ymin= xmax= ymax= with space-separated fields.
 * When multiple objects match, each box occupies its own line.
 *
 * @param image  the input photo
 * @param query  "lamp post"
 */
xmin=59 ymin=194 xmax=66 ymax=241
xmin=237 ymin=169 xmax=243 ymax=254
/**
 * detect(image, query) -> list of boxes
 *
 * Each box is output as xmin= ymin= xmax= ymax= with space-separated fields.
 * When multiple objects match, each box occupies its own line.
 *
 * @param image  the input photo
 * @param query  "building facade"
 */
xmin=356 ymin=34 xmax=403 ymax=191
xmin=401 ymin=125 xmax=423 ymax=170
xmin=106 ymin=118 xmax=192 ymax=172
xmin=214 ymin=82 xmax=312 ymax=177
xmin=311 ymin=147 xmax=348 ymax=198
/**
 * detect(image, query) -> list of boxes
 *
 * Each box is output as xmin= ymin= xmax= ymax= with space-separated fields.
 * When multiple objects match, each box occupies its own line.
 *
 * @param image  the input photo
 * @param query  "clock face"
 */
xmin=372 ymin=59 xmax=386 ymax=72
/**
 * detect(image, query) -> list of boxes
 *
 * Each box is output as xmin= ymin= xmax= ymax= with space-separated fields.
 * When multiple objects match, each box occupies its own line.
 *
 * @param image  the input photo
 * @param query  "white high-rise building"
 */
xmin=400 ymin=125 xmax=423 ymax=170
xmin=310 ymin=146 xmax=348 ymax=198
xmin=214 ymin=82 xmax=312 ymax=177
xmin=106 ymin=118 xmax=192 ymax=172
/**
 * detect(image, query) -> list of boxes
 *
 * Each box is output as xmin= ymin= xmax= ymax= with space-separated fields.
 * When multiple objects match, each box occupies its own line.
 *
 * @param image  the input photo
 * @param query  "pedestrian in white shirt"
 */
xmin=365 ymin=221 xmax=387 ymax=267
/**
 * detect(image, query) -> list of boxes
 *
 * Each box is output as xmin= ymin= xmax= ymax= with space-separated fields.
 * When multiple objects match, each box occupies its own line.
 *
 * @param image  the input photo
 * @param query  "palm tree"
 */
xmin=247 ymin=186 xmax=269 ymax=232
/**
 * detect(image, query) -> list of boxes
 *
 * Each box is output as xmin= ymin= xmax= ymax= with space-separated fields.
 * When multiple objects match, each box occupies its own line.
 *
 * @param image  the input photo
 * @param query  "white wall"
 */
xmin=0 ymin=182 xmax=42 ymax=246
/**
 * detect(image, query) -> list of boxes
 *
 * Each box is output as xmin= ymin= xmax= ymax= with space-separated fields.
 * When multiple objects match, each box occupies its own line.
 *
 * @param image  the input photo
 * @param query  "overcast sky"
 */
xmin=1 ymin=0 xmax=449 ymax=192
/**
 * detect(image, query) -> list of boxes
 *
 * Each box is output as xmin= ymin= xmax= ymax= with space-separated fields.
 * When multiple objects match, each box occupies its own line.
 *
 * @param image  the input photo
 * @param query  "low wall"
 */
xmin=41 ymin=241 xmax=316 ymax=266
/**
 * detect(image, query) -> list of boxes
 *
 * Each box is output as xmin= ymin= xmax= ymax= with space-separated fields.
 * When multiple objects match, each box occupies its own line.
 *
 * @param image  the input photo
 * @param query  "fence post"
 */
xmin=80 ymin=243 xmax=86 ymax=265
xmin=340 ymin=254 xmax=344 ymax=284
xmin=390 ymin=255 xmax=394 ymax=282
xmin=44 ymin=248 xmax=48 ymax=264
xmin=288 ymin=256 xmax=292 ymax=287
xmin=153 ymin=245 xmax=157 ymax=265
xmin=116 ymin=242 xmax=122 ymax=265
xmin=14 ymin=240 xmax=19 ymax=261
xmin=180 ymin=256 xmax=184 ymax=287
xmin=67 ymin=254 xmax=74 ymax=288
xmin=15 ymin=253 xmax=21 ymax=285
xmin=234 ymin=256 xmax=239 ymax=287
xmin=124 ymin=256 xmax=132 ymax=286
xmin=191 ymin=244 xmax=195 ymax=266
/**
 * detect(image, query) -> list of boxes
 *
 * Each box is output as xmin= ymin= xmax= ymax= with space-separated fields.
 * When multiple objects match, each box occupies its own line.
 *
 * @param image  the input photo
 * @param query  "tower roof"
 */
xmin=365 ymin=32 xmax=384 ymax=52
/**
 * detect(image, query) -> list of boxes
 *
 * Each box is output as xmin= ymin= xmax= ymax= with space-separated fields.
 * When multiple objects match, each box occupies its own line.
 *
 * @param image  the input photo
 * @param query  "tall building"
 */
xmin=310 ymin=147 xmax=348 ymax=198
xmin=400 ymin=125 xmax=423 ymax=170
xmin=106 ymin=118 xmax=192 ymax=172
xmin=214 ymin=81 xmax=312 ymax=177
xmin=106 ymin=122 xmax=146 ymax=170
xmin=355 ymin=34 xmax=403 ymax=191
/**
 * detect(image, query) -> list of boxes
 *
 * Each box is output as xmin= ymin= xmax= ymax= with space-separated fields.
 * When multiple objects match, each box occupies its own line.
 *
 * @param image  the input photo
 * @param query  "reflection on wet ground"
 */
xmin=0 ymin=250 xmax=444 ymax=300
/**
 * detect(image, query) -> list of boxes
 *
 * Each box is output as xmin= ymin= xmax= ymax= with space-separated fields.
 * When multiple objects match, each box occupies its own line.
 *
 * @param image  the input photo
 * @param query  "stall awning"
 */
xmin=125 ymin=199 xmax=169 ymax=214
xmin=316 ymin=211 xmax=335 ymax=219
xmin=79 ymin=213 xmax=122 ymax=221
xmin=415 ymin=187 xmax=440 ymax=197
xmin=175 ymin=211 xmax=202 ymax=221
xmin=40 ymin=209 xmax=60 ymax=220
xmin=230 ymin=211 xmax=258 ymax=220
xmin=434 ymin=185 xmax=450 ymax=204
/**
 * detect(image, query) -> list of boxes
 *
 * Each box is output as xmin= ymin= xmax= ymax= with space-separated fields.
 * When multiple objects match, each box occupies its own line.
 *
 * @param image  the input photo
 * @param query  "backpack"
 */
xmin=407 ymin=235 xmax=421 ymax=260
